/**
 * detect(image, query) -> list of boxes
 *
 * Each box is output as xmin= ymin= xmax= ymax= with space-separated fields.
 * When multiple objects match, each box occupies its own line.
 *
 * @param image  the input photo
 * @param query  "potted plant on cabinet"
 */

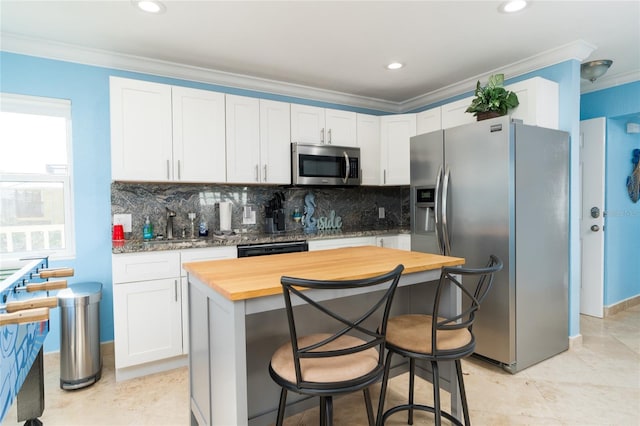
xmin=465 ymin=73 xmax=519 ymax=121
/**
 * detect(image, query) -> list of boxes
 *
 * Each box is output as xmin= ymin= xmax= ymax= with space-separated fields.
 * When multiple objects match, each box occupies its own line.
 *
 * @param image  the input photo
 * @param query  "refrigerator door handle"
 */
xmin=442 ymin=165 xmax=452 ymax=255
xmin=434 ymin=165 xmax=444 ymax=254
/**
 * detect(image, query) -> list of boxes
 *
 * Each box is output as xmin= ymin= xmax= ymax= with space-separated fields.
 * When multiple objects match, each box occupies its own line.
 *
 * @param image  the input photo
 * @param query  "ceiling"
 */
xmin=1 ymin=1 xmax=639 ymax=111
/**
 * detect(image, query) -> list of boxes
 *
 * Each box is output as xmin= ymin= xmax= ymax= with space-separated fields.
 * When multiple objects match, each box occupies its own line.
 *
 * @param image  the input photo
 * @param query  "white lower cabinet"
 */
xmin=113 ymin=278 xmax=182 ymax=368
xmin=308 ymin=236 xmax=376 ymax=251
xmin=376 ymin=234 xmax=411 ymax=250
xmin=112 ymin=246 xmax=236 ymax=380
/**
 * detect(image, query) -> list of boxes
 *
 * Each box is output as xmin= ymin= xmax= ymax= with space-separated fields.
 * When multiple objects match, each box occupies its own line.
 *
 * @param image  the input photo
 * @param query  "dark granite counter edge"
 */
xmin=112 ymin=228 xmax=410 ymax=254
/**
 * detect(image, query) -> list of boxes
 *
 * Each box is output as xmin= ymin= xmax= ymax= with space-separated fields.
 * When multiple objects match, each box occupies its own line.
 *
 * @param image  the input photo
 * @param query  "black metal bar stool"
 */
xmin=376 ymin=255 xmax=503 ymax=426
xmin=269 ymin=264 xmax=404 ymax=426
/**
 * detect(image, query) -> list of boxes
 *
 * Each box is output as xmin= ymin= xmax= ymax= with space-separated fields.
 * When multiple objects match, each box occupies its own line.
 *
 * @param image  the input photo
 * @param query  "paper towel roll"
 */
xmin=219 ymin=202 xmax=232 ymax=231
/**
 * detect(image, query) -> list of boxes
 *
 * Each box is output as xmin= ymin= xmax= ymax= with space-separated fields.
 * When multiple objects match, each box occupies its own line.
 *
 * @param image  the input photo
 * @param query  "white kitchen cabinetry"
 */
xmin=110 ymin=77 xmax=173 ymax=181
xmin=505 ymin=77 xmax=559 ymax=129
xmin=417 ymin=107 xmax=442 ymax=135
xmin=308 ymin=236 xmax=376 ymax=251
xmin=226 ymin=96 xmax=291 ymax=184
xmin=172 ymin=86 xmax=226 ymax=182
xmin=291 ymin=104 xmax=357 ymax=146
xmin=356 ymin=113 xmax=381 ymax=185
xmin=259 ymin=99 xmax=291 ymax=184
xmin=380 ymin=114 xmax=416 ymax=185
xmin=112 ymin=252 xmax=182 ymax=372
xmin=110 ymin=77 xmax=226 ymax=182
xmin=376 ymin=234 xmax=411 ymax=251
xmin=441 ymin=96 xmax=476 ymax=130
xmin=112 ymin=246 xmax=236 ymax=381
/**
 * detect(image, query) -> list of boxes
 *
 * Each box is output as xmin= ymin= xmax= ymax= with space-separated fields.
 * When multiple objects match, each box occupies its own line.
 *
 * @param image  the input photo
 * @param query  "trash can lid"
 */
xmin=58 ymin=282 xmax=102 ymax=307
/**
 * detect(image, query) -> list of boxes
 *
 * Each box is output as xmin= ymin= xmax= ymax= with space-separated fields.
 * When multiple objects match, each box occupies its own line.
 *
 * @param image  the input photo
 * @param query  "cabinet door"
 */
xmin=325 ymin=109 xmax=357 ymax=146
xmin=226 ymin=94 xmax=261 ymax=183
xmin=260 ymin=100 xmax=291 ymax=184
xmin=110 ymin=77 xmax=173 ymax=181
xmin=380 ymin=114 xmax=416 ymax=185
xmin=441 ymin=96 xmax=476 ymax=129
xmin=291 ymin=104 xmax=325 ymax=143
xmin=376 ymin=234 xmax=411 ymax=250
xmin=112 ymin=251 xmax=181 ymax=284
xmin=417 ymin=107 xmax=442 ymax=135
xmin=308 ymin=236 xmax=376 ymax=251
xmin=172 ymin=87 xmax=226 ymax=182
xmin=357 ymin=113 xmax=381 ymax=186
xmin=113 ymin=278 xmax=182 ymax=368
xmin=506 ymin=77 xmax=559 ymax=129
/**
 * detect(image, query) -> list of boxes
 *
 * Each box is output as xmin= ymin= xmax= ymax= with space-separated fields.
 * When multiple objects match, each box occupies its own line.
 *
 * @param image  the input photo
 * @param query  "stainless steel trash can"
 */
xmin=58 ymin=281 xmax=102 ymax=390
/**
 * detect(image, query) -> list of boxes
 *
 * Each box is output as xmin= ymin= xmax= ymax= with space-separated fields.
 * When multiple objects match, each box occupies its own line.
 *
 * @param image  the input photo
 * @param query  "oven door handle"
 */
xmin=343 ymin=151 xmax=350 ymax=184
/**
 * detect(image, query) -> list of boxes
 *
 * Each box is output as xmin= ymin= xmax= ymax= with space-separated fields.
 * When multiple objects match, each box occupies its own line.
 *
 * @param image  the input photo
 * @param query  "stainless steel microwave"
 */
xmin=291 ymin=143 xmax=361 ymax=186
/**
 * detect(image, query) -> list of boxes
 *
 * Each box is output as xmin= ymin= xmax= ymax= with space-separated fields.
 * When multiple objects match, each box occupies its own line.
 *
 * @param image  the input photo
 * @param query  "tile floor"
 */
xmin=5 ymin=305 xmax=639 ymax=425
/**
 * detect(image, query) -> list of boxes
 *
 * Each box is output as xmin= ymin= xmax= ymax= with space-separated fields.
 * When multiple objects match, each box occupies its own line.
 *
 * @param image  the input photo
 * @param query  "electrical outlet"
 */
xmin=378 ymin=207 xmax=385 ymax=219
xmin=113 ymin=213 xmax=132 ymax=232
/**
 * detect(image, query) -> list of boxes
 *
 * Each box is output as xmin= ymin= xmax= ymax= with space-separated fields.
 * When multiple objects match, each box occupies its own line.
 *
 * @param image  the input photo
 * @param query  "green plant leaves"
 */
xmin=465 ymin=73 xmax=519 ymax=117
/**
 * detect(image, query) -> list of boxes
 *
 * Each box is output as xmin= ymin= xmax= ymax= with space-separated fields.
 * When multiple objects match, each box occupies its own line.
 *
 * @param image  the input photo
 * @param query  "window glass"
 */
xmin=0 ymin=94 xmax=74 ymax=260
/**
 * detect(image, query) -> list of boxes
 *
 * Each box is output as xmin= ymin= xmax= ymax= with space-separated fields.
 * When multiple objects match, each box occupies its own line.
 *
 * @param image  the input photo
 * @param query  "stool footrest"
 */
xmin=381 ymin=403 xmax=463 ymax=426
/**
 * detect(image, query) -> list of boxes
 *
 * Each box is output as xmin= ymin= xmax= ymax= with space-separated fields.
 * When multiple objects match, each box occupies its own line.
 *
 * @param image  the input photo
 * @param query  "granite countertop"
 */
xmin=112 ymin=227 xmax=410 ymax=254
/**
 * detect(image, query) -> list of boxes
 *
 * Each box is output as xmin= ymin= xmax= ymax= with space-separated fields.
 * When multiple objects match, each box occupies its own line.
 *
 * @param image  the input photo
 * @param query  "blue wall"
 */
xmin=581 ymin=82 xmax=640 ymax=306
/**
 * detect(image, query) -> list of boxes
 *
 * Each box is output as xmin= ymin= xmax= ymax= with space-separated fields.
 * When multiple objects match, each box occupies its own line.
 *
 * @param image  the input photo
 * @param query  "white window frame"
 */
xmin=0 ymin=93 xmax=75 ymax=262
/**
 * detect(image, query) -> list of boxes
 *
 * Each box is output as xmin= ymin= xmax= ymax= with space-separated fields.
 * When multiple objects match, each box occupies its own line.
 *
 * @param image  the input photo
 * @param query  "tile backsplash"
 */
xmin=111 ymin=182 xmax=409 ymax=240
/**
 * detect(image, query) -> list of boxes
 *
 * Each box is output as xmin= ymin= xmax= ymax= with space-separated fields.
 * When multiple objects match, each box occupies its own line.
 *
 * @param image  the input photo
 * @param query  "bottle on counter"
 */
xmin=143 ymin=216 xmax=154 ymax=240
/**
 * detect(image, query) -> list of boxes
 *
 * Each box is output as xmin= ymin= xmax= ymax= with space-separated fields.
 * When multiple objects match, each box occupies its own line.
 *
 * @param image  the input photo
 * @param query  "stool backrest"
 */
xmin=432 ymin=255 xmax=503 ymax=356
xmin=280 ymin=264 xmax=404 ymax=390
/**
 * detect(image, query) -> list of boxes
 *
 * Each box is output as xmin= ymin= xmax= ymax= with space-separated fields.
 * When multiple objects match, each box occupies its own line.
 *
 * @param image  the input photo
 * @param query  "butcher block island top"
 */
xmin=183 ymin=246 xmax=465 ymax=301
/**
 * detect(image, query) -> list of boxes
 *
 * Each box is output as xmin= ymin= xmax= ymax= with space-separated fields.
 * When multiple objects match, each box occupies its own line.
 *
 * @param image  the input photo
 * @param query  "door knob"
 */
xmin=590 ymin=225 xmax=600 ymax=232
xmin=590 ymin=207 xmax=600 ymax=218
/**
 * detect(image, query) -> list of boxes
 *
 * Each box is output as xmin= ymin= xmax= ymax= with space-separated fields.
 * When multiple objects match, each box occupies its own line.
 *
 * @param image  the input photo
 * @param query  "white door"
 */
xmin=356 ymin=113 xmax=381 ymax=185
xmin=225 ymin=94 xmax=260 ymax=183
xmin=380 ymin=114 xmax=416 ymax=185
xmin=291 ymin=104 xmax=325 ymax=143
xmin=580 ymin=118 xmax=606 ymax=318
xmin=325 ymin=109 xmax=357 ymax=146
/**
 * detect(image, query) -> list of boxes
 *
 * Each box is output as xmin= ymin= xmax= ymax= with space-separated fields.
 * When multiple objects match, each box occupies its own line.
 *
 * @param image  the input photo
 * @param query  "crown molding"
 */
xmin=4 ymin=35 xmax=625 ymax=113
xmin=580 ymin=69 xmax=640 ymax=94
xmin=401 ymin=40 xmax=597 ymax=112
xmin=0 ymin=33 xmax=401 ymax=113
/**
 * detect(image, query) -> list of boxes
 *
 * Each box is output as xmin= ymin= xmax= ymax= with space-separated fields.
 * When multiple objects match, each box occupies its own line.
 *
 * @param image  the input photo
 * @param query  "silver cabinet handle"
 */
xmin=379 ymin=238 xmax=384 ymax=247
xmin=177 ymin=160 xmax=181 ymax=180
xmin=174 ymin=280 xmax=178 ymax=302
xmin=383 ymin=169 xmax=386 ymax=185
xmin=321 ymin=128 xmax=325 ymax=144
xmin=166 ymin=160 xmax=170 ymax=180
xmin=263 ymin=164 xmax=268 ymax=182
xmin=441 ymin=166 xmax=451 ymax=256
xmin=255 ymin=165 xmax=259 ymax=182
xmin=328 ymin=128 xmax=332 ymax=144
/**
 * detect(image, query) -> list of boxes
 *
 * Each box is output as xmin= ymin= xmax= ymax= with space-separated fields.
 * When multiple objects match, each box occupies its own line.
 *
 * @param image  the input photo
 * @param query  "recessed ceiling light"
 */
xmin=387 ymin=62 xmax=404 ymax=70
xmin=133 ymin=0 xmax=166 ymax=14
xmin=499 ymin=0 xmax=528 ymax=13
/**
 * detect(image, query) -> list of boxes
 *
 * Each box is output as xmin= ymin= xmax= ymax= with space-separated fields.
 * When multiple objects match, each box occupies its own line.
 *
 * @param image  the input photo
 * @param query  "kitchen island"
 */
xmin=184 ymin=246 xmax=464 ymax=426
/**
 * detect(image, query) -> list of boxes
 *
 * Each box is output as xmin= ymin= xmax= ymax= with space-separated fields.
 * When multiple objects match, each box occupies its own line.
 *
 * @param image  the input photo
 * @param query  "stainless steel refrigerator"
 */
xmin=410 ymin=116 xmax=569 ymax=373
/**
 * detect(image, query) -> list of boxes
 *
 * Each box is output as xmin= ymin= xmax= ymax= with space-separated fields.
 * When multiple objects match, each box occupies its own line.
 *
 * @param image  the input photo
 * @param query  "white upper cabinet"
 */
xmin=226 ymin=95 xmax=291 ymax=184
xmin=110 ymin=77 xmax=226 ymax=182
xmin=291 ymin=104 xmax=357 ymax=146
xmin=259 ymin=100 xmax=291 ymax=184
xmin=441 ymin=96 xmax=476 ymax=129
xmin=225 ymin=94 xmax=261 ymax=183
xmin=110 ymin=77 xmax=173 ymax=181
xmin=356 ymin=113 xmax=381 ymax=186
xmin=172 ymin=86 xmax=226 ymax=182
xmin=417 ymin=106 xmax=442 ymax=135
xmin=505 ymin=77 xmax=559 ymax=129
xmin=380 ymin=113 xmax=416 ymax=185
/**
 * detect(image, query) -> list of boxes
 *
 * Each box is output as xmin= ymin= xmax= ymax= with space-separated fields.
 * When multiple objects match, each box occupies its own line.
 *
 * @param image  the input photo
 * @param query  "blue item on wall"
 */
xmin=302 ymin=192 xmax=317 ymax=233
xmin=627 ymin=148 xmax=640 ymax=203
